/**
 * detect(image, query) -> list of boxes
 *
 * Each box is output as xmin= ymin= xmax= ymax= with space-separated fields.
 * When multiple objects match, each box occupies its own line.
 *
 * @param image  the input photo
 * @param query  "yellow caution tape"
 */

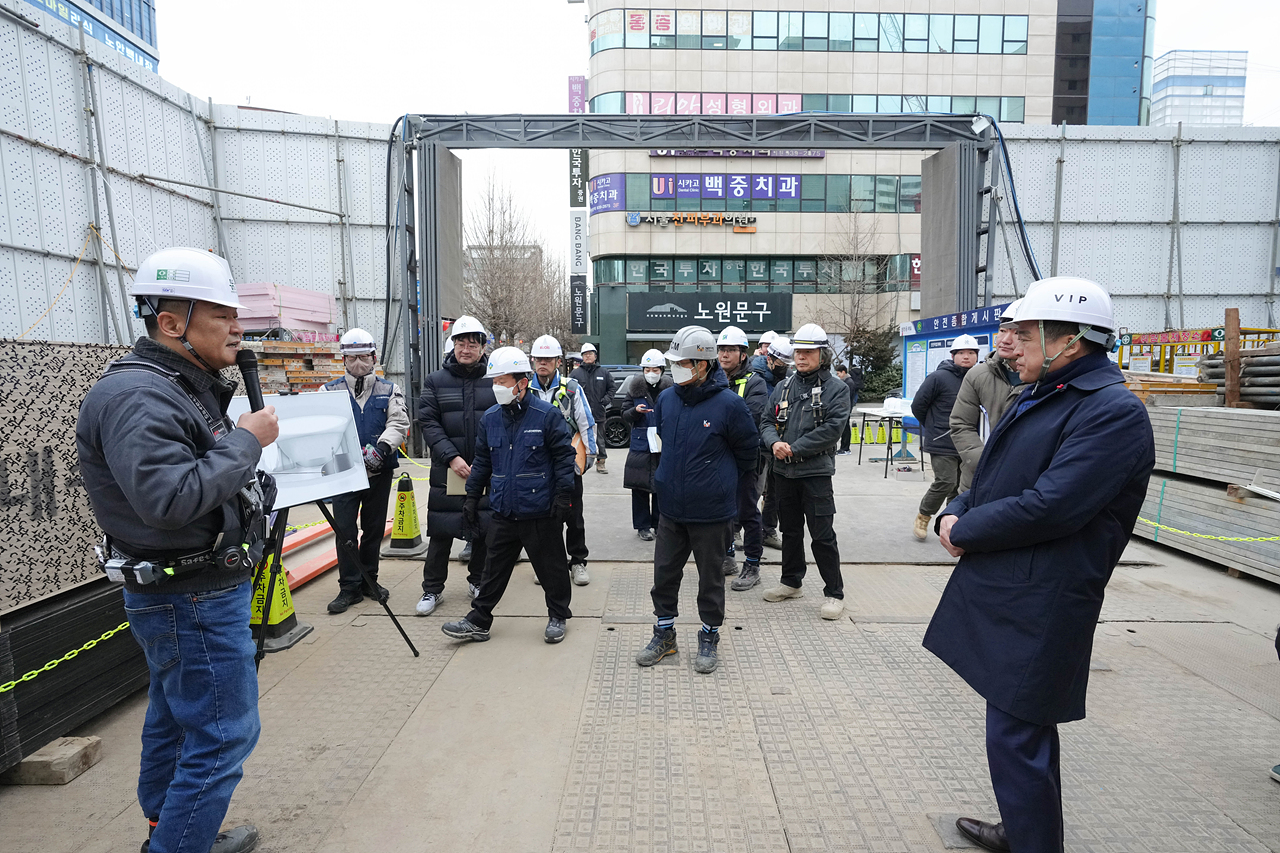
xmin=0 ymin=622 xmax=132 ymax=694
xmin=1137 ymin=517 xmax=1280 ymax=542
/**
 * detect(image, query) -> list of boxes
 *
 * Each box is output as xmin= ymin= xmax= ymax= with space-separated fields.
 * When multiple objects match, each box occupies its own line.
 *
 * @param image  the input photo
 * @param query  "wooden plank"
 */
xmin=1225 ymin=308 xmax=1241 ymax=406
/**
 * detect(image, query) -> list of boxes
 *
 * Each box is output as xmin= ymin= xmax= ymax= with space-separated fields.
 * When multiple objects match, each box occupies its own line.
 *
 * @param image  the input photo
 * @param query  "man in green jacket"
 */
xmin=950 ymin=301 xmax=1024 ymax=493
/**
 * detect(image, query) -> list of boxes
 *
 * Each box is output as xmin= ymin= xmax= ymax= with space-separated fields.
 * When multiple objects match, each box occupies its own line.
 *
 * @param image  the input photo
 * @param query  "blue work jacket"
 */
xmin=922 ymin=351 xmax=1155 ymax=726
xmin=467 ymin=393 xmax=575 ymax=520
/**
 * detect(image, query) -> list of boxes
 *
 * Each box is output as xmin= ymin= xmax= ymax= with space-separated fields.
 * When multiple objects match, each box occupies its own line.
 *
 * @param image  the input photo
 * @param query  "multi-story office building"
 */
xmin=21 ymin=0 xmax=159 ymax=72
xmin=1151 ymin=50 xmax=1247 ymax=127
xmin=581 ymin=1 xmax=1154 ymax=362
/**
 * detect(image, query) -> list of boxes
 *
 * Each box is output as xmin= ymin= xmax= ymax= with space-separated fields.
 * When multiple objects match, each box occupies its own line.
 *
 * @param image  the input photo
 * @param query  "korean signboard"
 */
xmin=626 ymin=212 xmax=756 ymax=230
xmin=589 ymin=173 xmax=626 ymax=213
xmin=568 ymin=76 xmax=587 ymax=113
xmin=627 ymin=292 xmax=792 ymax=334
xmin=571 ymin=275 xmax=589 ymax=335
xmin=569 ymin=211 xmax=589 ymax=275
xmin=650 ymin=149 xmax=825 ymax=158
xmin=569 ymin=149 xmax=588 ymax=207
xmin=22 ymin=0 xmax=158 ymax=71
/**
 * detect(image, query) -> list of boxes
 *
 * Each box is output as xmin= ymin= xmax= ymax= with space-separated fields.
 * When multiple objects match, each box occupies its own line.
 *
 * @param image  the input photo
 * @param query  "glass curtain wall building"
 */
xmin=1151 ymin=50 xmax=1247 ymax=127
xmin=21 ymin=0 xmax=160 ymax=71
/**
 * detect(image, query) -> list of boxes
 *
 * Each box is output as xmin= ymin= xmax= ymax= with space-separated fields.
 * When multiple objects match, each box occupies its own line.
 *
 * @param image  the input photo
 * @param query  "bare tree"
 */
xmin=462 ymin=177 xmax=575 ymax=351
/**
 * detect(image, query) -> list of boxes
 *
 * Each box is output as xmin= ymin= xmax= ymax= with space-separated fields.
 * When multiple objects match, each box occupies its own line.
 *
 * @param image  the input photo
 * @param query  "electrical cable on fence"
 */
xmin=988 ymin=116 xmax=1043 ymax=281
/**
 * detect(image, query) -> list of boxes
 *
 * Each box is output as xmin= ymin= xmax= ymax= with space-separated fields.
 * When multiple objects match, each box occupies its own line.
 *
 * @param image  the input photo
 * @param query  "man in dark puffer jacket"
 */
xmin=910 ymin=334 xmax=978 ymax=541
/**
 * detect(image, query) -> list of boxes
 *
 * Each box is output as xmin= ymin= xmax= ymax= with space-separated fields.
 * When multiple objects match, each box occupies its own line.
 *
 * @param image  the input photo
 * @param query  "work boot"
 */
xmin=637 ymin=527 xmax=655 ymax=541
xmin=913 ymin=512 xmax=931 ymax=541
xmin=545 ymin=617 xmax=567 ymax=644
xmin=635 ymin=626 xmax=678 ymax=666
xmin=693 ymin=629 xmax=720 ymax=674
xmin=459 ymin=541 xmax=473 ymax=562
xmin=722 ymin=555 xmax=739 ymax=576
xmin=762 ymin=530 xmax=782 ymax=549
xmin=763 ymin=583 xmax=803 ymax=602
xmin=596 ymin=459 xmax=608 ymax=474
xmin=820 ymin=597 xmax=845 ymax=620
xmin=468 ymin=582 xmax=481 ymax=600
xmin=441 ymin=617 xmax=490 ymax=642
xmin=362 ymin=579 xmax=389 ymax=604
xmin=731 ymin=560 xmax=761 ymax=591
xmin=327 ymin=587 xmax=363 ymax=614
xmin=415 ymin=592 xmax=440 ymax=616
xmin=571 ymin=563 xmax=590 ymax=585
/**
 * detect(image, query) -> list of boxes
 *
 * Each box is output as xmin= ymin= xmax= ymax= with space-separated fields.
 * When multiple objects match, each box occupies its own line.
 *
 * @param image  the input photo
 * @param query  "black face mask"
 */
xmin=771 ymin=364 xmax=788 ymax=380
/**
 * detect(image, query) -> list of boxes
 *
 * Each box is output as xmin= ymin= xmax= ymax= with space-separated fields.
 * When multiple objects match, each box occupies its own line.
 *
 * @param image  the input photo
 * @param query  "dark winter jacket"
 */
xmin=467 ymin=393 xmax=575 ymax=520
xmin=761 ymin=366 xmax=852 ymax=479
xmin=569 ymin=361 xmax=616 ymax=420
xmin=748 ymin=353 xmax=776 ymax=394
xmin=652 ymin=363 xmax=759 ymax=524
xmin=922 ymin=351 xmax=1155 ymax=726
xmin=620 ymin=372 xmax=673 ymax=492
xmin=910 ymin=359 xmax=970 ymax=456
xmin=950 ymin=355 xmax=1023 ymax=491
xmin=416 ymin=353 xmax=497 ymax=539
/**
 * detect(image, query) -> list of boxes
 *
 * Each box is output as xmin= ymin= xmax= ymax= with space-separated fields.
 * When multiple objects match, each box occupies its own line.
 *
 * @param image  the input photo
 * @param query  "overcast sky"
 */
xmin=153 ymin=0 xmax=1279 ymax=265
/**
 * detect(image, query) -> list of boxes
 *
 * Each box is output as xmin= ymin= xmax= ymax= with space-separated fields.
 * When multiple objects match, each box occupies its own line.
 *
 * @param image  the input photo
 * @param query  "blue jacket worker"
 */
xmin=635 ymin=326 xmax=759 ymax=675
xmin=569 ymin=342 xmax=615 ymax=474
xmin=323 ymin=327 xmax=410 ymax=613
xmin=716 ymin=325 xmax=770 ymax=590
xmin=760 ymin=323 xmax=852 ymax=621
xmin=911 ymin=334 xmax=979 ymax=541
xmin=76 ymin=247 xmax=278 ymax=853
xmin=442 ymin=347 xmax=578 ymax=644
xmin=620 ymin=349 xmax=673 ymax=541
xmin=924 ymin=278 xmax=1155 ymax=853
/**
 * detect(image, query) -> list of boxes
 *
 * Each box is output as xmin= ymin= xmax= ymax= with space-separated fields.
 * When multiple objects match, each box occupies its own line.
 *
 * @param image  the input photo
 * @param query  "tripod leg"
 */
xmin=315 ymin=500 xmax=419 ymax=657
xmin=255 ymin=508 xmax=291 ymax=670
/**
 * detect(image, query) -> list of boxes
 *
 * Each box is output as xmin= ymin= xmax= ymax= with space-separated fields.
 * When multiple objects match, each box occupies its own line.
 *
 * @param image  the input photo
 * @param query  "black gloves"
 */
xmin=463 ymin=495 xmax=480 ymax=532
xmin=552 ymin=491 xmax=573 ymax=523
xmin=377 ymin=441 xmax=393 ymax=463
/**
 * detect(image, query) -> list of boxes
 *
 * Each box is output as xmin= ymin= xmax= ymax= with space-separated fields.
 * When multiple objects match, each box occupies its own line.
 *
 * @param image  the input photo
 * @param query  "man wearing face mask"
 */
xmin=415 ymin=316 xmax=497 ymax=616
xmin=911 ymin=335 xmax=980 ymax=541
xmin=621 ymin=349 xmax=672 ymax=541
xmin=441 ymin=347 xmax=577 ymax=644
xmin=760 ymin=324 xmax=851 ymax=621
xmin=758 ymin=336 xmax=794 ymax=550
xmin=323 ymin=328 xmax=410 ymax=614
xmin=715 ymin=326 xmax=768 ymax=589
xmin=951 ymin=301 xmax=1025 ymax=493
xmin=569 ymin=342 xmax=615 ymax=474
xmin=635 ymin=326 xmax=759 ymax=674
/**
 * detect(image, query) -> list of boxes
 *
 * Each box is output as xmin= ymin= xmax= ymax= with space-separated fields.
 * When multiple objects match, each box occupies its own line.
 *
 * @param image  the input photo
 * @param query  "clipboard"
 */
xmin=446 ymin=467 xmax=468 ymax=496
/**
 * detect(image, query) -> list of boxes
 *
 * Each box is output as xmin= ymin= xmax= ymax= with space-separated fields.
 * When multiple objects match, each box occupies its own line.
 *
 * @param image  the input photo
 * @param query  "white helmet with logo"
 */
xmin=339 ymin=328 xmax=377 ymax=356
xmin=717 ymin=326 xmax=750 ymax=348
xmin=950 ymin=333 xmax=981 ymax=354
xmin=449 ymin=315 xmax=487 ymax=343
xmin=580 ymin=342 xmax=598 ymax=354
xmin=485 ymin=346 xmax=532 ymax=378
xmin=758 ymin=330 xmax=778 ymax=347
xmin=1013 ymin=276 xmax=1115 ymax=347
xmin=768 ymin=336 xmax=794 ymax=365
xmin=132 ymin=247 xmax=246 ymax=310
xmin=664 ymin=325 xmax=717 ymax=361
xmin=640 ymin=349 xmax=665 ymax=368
xmin=791 ymin=323 xmax=829 ymax=350
xmin=530 ymin=335 xmax=563 ymax=357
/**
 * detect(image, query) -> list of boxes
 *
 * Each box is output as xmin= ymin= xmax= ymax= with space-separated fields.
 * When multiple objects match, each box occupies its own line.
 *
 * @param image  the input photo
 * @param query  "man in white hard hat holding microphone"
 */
xmin=529 ymin=334 xmax=597 ymax=585
xmin=77 ymin=247 xmax=278 ymax=853
xmin=910 ymin=333 xmax=980 ymax=541
xmin=924 ymin=278 xmax=1154 ymax=853
xmin=322 ymin=328 xmax=410 ymax=614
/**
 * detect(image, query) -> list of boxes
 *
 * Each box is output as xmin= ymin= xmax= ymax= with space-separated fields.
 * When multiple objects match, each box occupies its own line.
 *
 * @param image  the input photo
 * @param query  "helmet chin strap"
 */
xmin=144 ymin=297 xmax=219 ymax=374
xmin=1034 ymin=320 xmax=1091 ymax=389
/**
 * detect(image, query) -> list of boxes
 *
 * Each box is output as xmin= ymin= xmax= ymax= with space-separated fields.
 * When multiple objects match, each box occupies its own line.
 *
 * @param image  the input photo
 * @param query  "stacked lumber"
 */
xmin=1136 ymin=406 xmax=1280 ymax=584
xmin=240 ymin=340 xmax=345 ymax=392
xmin=1123 ymin=369 xmax=1218 ymax=406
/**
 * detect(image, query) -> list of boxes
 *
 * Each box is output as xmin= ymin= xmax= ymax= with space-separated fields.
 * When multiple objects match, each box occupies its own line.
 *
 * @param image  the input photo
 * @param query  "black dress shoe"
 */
xmin=955 ymin=817 xmax=1010 ymax=852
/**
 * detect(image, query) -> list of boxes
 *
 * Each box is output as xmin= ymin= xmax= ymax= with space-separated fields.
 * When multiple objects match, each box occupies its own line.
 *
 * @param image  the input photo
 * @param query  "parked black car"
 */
xmin=600 ymin=364 xmax=643 ymax=448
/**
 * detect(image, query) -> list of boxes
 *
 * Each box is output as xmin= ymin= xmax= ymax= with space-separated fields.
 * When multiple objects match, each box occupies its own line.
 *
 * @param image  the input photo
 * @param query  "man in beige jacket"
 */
xmin=949 ymin=301 xmax=1024 ymax=493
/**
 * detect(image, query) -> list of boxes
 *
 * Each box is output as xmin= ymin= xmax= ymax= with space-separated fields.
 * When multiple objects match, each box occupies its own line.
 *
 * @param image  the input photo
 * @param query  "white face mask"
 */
xmin=670 ymin=363 xmax=696 ymax=385
xmin=493 ymin=383 xmax=518 ymax=405
xmin=644 ymin=370 xmax=661 ymax=385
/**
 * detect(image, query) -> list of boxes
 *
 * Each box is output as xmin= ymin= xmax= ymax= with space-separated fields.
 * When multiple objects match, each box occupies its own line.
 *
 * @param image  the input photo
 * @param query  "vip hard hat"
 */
xmin=1000 ymin=299 xmax=1023 ymax=323
xmin=664 ymin=325 xmax=717 ymax=361
xmin=580 ymin=342 xmax=598 ymax=354
xmin=339 ymin=328 xmax=377 ymax=355
xmin=449 ymin=315 xmax=487 ymax=341
xmin=1013 ymin=276 xmax=1115 ymax=346
xmin=768 ymin=336 xmax=794 ymax=364
xmin=131 ymin=247 xmax=246 ymax=310
xmin=640 ymin=349 xmax=665 ymax=368
xmin=758 ymin=330 xmax=777 ymax=346
xmin=950 ymin=333 xmax=981 ymax=353
xmin=485 ymin=346 xmax=532 ymax=378
xmin=530 ymin=335 xmax=563 ymax=357
xmin=717 ymin=325 xmax=750 ymax=348
xmin=791 ymin=323 xmax=829 ymax=350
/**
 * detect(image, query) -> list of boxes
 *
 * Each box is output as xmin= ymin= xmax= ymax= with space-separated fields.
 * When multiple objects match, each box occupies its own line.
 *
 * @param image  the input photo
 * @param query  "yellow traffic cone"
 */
xmin=251 ymin=551 xmax=312 ymax=653
xmin=850 ymin=423 xmax=861 ymax=444
xmin=380 ymin=473 xmax=430 ymax=558
xmin=875 ymin=423 xmax=887 ymax=444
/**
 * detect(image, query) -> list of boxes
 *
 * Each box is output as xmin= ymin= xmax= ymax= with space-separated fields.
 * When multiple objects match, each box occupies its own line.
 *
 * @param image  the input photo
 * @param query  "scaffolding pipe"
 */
xmin=1164 ymin=123 xmax=1185 ymax=330
xmin=1050 ymin=122 xmax=1066 ymax=277
xmin=330 ymin=119 xmax=354 ymax=329
xmin=77 ymin=23 xmax=123 ymax=345
xmin=185 ymin=94 xmax=229 ymax=259
xmin=84 ymin=49 xmax=132 ymax=338
xmin=136 ymin=175 xmax=346 ymax=217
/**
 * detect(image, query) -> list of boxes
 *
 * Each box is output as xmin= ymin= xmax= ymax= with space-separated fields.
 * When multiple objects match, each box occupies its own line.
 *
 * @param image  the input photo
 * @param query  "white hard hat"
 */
xmin=664 ymin=325 xmax=717 ymax=361
xmin=530 ymin=335 xmax=563 ymax=357
xmin=758 ymin=330 xmax=778 ymax=346
xmin=484 ymin=345 xmax=532 ymax=378
xmin=791 ymin=323 xmax=829 ymax=350
xmin=1000 ymin=299 xmax=1022 ymax=323
xmin=717 ymin=326 xmax=750 ymax=348
xmin=768 ymin=336 xmax=794 ymax=364
xmin=1014 ymin=276 xmax=1116 ymax=346
xmin=950 ymin=334 xmax=981 ymax=353
xmin=580 ymin=342 xmax=598 ymax=354
xmin=449 ymin=315 xmax=487 ymax=341
xmin=132 ymin=247 xmax=246 ymax=310
xmin=640 ymin=349 xmax=665 ymax=368
xmin=340 ymin=328 xmax=376 ymax=355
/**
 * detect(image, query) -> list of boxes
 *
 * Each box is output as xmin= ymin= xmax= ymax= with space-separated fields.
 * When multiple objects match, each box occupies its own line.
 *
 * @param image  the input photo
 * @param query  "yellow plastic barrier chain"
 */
xmin=1137 ymin=517 xmax=1280 ymax=543
xmin=0 ymin=622 xmax=132 ymax=694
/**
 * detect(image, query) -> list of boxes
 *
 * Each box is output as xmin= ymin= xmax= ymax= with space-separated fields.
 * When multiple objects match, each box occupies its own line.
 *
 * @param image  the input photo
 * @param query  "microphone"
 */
xmin=236 ymin=349 xmax=266 ymax=412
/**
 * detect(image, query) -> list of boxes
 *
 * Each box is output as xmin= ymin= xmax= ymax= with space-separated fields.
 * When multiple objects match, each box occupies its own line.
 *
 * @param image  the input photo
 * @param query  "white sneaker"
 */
xmin=763 ymin=583 xmax=803 ymax=602
xmin=415 ymin=592 xmax=440 ymax=616
xmin=820 ymin=597 xmax=845 ymax=620
xmin=468 ymin=583 xmax=480 ymax=600
xmin=571 ymin=564 xmax=590 ymax=586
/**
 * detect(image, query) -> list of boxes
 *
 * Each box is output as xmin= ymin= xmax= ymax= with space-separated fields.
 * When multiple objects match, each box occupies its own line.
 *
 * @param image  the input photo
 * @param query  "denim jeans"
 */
xmin=124 ymin=581 xmax=261 ymax=853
